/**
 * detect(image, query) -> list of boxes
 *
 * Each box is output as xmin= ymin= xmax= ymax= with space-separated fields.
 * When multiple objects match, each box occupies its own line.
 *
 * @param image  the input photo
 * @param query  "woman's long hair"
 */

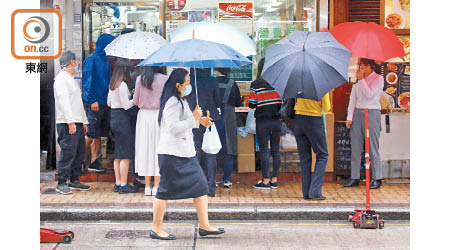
xmin=158 ymin=68 xmax=189 ymax=125
xmin=140 ymin=66 xmax=164 ymax=89
xmin=256 ymin=57 xmax=273 ymax=89
xmin=110 ymin=58 xmax=132 ymax=90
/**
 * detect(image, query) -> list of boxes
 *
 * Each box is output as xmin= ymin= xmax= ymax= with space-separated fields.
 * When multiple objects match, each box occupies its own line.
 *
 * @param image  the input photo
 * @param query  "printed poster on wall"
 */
xmin=188 ymin=10 xmax=212 ymax=22
xmin=385 ymin=0 xmax=410 ymax=29
xmin=379 ymin=62 xmax=410 ymax=109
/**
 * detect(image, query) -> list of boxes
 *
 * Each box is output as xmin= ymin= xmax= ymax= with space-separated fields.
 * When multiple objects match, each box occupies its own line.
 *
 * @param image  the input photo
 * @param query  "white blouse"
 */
xmin=107 ymin=81 xmax=135 ymax=110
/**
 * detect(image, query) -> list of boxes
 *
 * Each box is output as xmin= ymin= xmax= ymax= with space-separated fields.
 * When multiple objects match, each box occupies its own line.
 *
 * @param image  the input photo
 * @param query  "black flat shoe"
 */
xmin=344 ymin=179 xmax=360 ymax=187
xmin=198 ymin=228 xmax=225 ymax=237
xmin=311 ymin=195 xmax=326 ymax=200
xmin=150 ymin=230 xmax=176 ymax=240
xmin=303 ymin=195 xmax=312 ymax=200
xmin=370 ymin=180 xmax=382 ymax=189
xmin=133 ymin=179 xmax=146 ymax=188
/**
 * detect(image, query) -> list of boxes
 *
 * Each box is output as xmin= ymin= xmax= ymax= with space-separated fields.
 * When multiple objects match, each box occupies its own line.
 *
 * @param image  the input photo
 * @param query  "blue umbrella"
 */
xmin=261 ymin=31 xmax=351 ymax=101
xmin=139 ymin=38 xmax=251 ymax=104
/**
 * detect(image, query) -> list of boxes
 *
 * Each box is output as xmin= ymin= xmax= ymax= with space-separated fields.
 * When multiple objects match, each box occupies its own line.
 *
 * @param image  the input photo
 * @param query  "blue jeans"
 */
xmin=215 ymin=120 xmax=233 ymax=182
xmin=256 ymin=118 xmax=281 ymax=179
xmin=293 ymin=115 xmax=328 ymax=198
xmin=193 ymin=127 xmax=217 ymax=196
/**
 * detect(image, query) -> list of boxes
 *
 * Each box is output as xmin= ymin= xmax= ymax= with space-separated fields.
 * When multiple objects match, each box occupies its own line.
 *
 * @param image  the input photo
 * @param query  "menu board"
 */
xmin=379 ymin=62 xmax=410 ymax=109
xmin=335 ymin=123 xmax=352 ymax=172
xmin=336 ymin=123 xmax=366 ymax=173
xmin=229 ymin=56 xmax=253 ymax=82
xmin=385 ymin=0 xmax=410 ymax=29
xmin=165 ymin=20 xmax=189 ymax=41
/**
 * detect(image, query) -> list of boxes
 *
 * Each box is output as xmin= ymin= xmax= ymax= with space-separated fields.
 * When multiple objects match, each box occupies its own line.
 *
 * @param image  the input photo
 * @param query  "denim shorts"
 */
xmin=84 ymin=103 xmax=110 ymax=138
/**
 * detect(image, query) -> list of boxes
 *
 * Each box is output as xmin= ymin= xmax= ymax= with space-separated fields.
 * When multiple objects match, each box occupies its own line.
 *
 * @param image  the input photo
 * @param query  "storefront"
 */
xmin=331 ymin=0 xmax=410 ymax=179
xmin=42 ymin=0 xmax=409 ymax=180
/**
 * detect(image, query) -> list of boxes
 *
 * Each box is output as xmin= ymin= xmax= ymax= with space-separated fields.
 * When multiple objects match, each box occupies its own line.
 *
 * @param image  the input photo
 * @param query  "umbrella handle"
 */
xmin=354 ymin=64 xmax=361 ymax=84
xmin=194 ymin=66 xmax=198 ymax=106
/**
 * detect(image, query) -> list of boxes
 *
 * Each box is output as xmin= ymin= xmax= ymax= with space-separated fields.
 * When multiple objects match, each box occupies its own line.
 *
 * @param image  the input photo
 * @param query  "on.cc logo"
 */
xmin=11 ymin=9 xmax=62 ymax=60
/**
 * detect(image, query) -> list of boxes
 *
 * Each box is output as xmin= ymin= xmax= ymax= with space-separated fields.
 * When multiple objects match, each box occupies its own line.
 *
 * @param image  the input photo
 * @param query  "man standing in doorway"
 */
xmin=293 ymin=93 xmax=331 ymax=200
xmin=82 ymin=34 xmax=115 ymax=172
xmin=54 ymin=50 xmax=91 ymax=194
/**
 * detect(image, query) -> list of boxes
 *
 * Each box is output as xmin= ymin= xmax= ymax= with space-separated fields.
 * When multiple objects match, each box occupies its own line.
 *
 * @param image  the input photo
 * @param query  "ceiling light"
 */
xmin=271 ymin=1 xmax=283 ymax=7
xmin=266 ymin=6 xmax=279 ymax=12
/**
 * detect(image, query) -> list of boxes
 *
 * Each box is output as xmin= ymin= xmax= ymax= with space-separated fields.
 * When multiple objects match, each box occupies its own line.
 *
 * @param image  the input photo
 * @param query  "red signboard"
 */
xmin=167 ymin=0 xmax=186 ymax=11
xmin=219 ymin=2 xmax=253 ymax=19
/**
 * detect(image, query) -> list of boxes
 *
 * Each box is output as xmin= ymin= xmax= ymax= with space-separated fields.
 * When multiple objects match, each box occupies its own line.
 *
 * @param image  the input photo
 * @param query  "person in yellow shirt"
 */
xmin=293 ymin=93 xmax=331 ymax=200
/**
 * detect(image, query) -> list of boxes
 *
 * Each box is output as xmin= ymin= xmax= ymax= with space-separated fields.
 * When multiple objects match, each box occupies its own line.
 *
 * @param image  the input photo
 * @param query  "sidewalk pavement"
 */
xmin=41 ymin=181 xmax=410 ymax=221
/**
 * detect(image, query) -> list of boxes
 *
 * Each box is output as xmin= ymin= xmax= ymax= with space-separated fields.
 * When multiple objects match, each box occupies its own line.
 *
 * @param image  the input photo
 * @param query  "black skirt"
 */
xmin=155 ymin=154 xmax=209 ymax=200
xmin=110 ymin=109 xmax=133 ymax=159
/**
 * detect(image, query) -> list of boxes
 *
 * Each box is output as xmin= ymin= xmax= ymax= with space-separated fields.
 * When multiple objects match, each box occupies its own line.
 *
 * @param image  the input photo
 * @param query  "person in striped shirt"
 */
xmin=249 ymin=58 xmax=283 ymax=190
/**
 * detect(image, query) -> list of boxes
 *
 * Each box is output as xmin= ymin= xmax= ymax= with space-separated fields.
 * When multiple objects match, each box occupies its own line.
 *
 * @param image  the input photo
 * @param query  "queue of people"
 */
xmin=53 ymin=47 xmax=242 ymax=197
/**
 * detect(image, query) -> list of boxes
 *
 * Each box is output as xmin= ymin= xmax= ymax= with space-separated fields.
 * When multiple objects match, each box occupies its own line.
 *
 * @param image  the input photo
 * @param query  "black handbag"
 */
xmin=280 ymin=98 xmax=295 ymax=119
xmin=280 ymin=98 xmax=296 ymax=130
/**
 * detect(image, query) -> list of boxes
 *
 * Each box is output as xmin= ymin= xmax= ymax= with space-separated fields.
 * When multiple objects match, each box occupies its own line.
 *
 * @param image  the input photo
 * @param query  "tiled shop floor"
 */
xmin=41 ymin=181 xmax=409 ymax=206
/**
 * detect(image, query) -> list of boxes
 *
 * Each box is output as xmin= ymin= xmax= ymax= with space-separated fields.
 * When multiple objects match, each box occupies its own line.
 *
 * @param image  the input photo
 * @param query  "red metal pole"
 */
xmin=364 ymin=108 xmax=371 ymax=210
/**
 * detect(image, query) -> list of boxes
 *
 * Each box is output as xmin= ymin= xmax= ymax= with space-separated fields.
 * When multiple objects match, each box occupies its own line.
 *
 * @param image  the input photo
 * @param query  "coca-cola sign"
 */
xmin=167 ymin=0 xmax=186 ymax=11
xmin=219 ymin=2 xmax=253 ymax=19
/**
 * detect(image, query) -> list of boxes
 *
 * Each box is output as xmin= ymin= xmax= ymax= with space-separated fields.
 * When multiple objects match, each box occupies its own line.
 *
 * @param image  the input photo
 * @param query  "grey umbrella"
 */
xmin=261 ymin=31 xmax=351 ymax=100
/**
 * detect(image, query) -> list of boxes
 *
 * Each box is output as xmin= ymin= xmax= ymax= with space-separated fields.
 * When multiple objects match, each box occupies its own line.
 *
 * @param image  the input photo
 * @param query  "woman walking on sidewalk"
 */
xmin=107 ymin=58 xmax=137 ymax=194
xmin=249 ymin=58 xmax=283 ymax=190
xmin=151 ymin=68 xmax=225 ymax=240
xmin=133 ymin=66 xmax=168 ymax=196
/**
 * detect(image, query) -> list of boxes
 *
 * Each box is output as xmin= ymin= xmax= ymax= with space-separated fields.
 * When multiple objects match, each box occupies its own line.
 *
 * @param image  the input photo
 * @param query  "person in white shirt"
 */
xmin=150 ymin=68 xmax=225 ymax=240
xmin=344 ymin=58 xmax=384 ymax=189
xmin=54 ymin=50 xmax=91 ymax=195
xmin=107 ymin=58 xmax=137 ymax=194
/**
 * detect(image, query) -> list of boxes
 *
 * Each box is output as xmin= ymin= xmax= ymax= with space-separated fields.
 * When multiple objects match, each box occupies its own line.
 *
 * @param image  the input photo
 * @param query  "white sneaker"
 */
xmin=152 ymin=187 xmax=158 ymax=196
xmin=223 ymin=181 xmax=232 ymax=188
xmin=145 ymin=187 xmax=151 ymax=196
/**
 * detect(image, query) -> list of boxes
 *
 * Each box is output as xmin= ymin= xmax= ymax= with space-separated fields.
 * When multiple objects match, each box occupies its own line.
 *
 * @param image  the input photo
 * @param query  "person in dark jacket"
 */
xmin=249 ymin=58 xmax=283 ymax=190
xmin=82 ymin=33 xmax=115 ymax=172
xmin=213 ymin=68 xmax=242 ymax=188
xmin=187 ymin=68 xmax=221 ymax=197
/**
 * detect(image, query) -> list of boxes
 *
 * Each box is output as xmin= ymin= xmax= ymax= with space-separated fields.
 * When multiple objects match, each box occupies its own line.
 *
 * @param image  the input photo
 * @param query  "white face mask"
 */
xmin=64 ymin=60 xmax=80 ymax=73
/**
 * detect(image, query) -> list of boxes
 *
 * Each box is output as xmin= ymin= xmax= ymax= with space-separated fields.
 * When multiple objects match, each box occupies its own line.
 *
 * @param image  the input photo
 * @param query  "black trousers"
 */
xmin=293 ymin=115 xmax=328 ymax=198
xmin=256 ymin=118 xmax=282 ymax=179
xmin=56 ymin=123 xmax=85 ymax=183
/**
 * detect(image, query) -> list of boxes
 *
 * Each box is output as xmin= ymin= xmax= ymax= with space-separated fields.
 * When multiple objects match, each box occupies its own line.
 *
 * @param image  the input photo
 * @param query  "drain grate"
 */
xmin=42 ymin=188 xmax=58 ymax=194
xmin=105 ymin=230 xmax=150 ymax=239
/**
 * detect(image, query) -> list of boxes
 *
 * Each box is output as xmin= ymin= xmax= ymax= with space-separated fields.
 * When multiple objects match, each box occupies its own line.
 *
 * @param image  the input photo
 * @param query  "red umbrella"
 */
xmin=330 ymin=21 xmax=405 ymax=61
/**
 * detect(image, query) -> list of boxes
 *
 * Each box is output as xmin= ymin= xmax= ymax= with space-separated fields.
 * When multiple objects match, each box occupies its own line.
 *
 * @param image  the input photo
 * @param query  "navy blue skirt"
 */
xmin=155 ymin=154 xmax=209 ymax=200
xmin=110 ymin=109 xmax=133 ymax=159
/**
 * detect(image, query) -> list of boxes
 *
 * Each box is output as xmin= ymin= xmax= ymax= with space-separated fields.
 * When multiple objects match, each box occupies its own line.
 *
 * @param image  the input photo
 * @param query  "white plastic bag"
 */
xmin=245 ymin=109 xmax=256 ymax=134
xmin=202 ymin=125 xmax=222 ymax=154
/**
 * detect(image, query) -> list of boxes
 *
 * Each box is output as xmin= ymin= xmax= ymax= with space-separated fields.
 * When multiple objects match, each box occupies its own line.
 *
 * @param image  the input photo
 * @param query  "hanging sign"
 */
xmin=219 ymin=2 xmax=253 ymax=19
xmin=167 ymin=0 xmax=186 ymax=11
